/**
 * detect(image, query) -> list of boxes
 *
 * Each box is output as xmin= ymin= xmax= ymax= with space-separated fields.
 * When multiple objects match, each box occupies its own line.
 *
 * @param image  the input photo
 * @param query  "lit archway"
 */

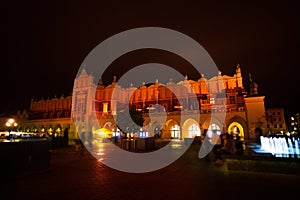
xmin=182 ymin=118 xmax=201 ymax=138
xmin=162 ymin=119 xmax=180 ymax=139
xmin=227 ymin=122 xmax=244 ymax=139
xmin=207 ymin=123 xmax=221 ymax=138
xmin=188 ymin=124 xmax=200 ymax=138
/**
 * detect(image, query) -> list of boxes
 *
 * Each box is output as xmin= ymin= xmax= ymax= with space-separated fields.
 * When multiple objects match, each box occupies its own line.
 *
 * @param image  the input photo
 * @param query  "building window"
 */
xmin=103 ymin=103 xmax=108 ymax=113
xmin=210 ymin=98 xmax=215 ymax=105
xmin=171 ymin=125 xmax=180 ymax=138
xmin=229 ymin=96 xmax=235 ymax=104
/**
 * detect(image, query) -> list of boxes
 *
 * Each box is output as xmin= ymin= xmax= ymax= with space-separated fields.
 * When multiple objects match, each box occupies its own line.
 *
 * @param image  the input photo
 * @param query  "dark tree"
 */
xmin=116 ymin=105 xmax=144 ymax=138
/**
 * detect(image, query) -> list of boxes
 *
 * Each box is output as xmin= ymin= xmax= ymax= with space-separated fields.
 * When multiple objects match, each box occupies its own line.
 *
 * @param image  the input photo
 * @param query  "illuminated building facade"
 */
xmin=18 ymin=96 xmax=72 ymax=137
xmin=15 ymin=65 xmax=275 ymax=142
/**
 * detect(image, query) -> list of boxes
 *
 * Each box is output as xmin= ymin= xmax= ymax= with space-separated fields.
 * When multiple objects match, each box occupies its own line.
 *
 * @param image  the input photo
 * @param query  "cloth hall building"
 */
xmin=18 ymin=65 xmax=269 ymax=143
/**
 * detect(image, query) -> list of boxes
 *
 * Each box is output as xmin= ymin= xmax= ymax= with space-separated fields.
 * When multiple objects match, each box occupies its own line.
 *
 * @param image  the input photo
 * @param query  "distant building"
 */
xmin=6 ymin=65 xmax=276 ymax=143
xmin=265 ymin=108 xmax=287 ymax=134
xmin=20 ymin=95 xmax=72 ymax=137
xmin=289 ymin=113 xmax=299 ymax=134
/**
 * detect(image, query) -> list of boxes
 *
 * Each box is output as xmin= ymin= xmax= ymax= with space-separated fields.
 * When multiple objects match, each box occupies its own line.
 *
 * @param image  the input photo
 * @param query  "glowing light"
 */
xmin=139 ymin=131 xmax=149 ymax=138
xmin=146 ymin=106 xmax=155 ymax=110
xmin=8 ymin=119 xmax=15 ymax=124
xmin=5 ymin=118 xmax=18 ymax=132
xmin=96 ymin=148 xmax=105 ymax=156
xmin=234 ymin=126 xmax=237 ymax=133
xmin=174 ymin=105 xmax=182 ymax=109
xmin=94 ymin=128 xmax=113 ymax=138
xmin=171 ymin=125 xmax=180 ymax=138
xmin=103 ymin=103 xmax=108 ymax=113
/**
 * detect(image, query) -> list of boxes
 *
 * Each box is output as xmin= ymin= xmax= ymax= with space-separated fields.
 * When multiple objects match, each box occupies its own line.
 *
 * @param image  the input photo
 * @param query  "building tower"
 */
xmin=244 ymin=74 xmax=267 ymax=140
xmin=71 ymin=67 xmax=97 ymax=139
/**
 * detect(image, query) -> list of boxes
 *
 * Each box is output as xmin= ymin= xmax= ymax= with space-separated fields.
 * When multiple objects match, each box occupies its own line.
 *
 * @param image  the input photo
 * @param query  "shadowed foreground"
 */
xmin=0 ymin=142 xmax=299 ymax=200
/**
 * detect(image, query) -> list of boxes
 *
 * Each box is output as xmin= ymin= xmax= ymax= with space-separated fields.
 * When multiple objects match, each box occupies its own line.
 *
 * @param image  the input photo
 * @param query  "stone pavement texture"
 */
xmin=0 ymin=142 xmax=299 ymax=200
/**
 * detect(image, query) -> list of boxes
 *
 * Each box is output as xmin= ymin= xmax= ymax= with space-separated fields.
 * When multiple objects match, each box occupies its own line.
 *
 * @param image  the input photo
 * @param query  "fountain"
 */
xmin=231 ymin=135 xmax=300 ymax=175
xmin=259 ymin=135 xmax=300 ymax=158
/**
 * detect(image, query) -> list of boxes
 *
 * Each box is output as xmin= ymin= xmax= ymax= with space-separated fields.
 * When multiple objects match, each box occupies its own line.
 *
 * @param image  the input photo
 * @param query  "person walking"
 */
xmin=225 ymin=134 xmax=236 ymax=155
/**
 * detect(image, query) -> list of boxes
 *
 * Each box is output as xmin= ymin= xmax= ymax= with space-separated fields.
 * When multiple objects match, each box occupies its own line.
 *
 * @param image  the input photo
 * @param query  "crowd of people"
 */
xmin=201 ymin=131 xmax=244 ymax=165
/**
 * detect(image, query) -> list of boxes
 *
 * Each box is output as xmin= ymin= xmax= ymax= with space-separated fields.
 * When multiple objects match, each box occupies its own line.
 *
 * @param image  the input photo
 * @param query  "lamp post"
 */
xmin=5 ymin=118 xmax=18 ymax=139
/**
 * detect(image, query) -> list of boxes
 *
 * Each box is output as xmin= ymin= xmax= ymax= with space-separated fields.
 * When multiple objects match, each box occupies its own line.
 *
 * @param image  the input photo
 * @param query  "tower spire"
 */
xmin=98 ymin=77 xmax=103 ymax=85
xmin=249 ymin=73 xmax=258 ymax=95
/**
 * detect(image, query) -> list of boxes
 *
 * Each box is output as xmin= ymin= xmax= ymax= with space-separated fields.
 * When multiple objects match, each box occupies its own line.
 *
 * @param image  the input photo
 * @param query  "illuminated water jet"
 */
xmin=260 ymin=136 xmax=300 ymax=158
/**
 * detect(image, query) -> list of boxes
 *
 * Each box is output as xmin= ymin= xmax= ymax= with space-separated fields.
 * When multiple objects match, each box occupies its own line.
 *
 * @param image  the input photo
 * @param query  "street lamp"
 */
xmin=5 ymin=118 xmax=18 ymax=139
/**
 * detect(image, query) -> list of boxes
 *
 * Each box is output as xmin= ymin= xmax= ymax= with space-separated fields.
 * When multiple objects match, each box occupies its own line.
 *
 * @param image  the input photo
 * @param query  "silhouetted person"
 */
xmin=235 ymin=135 xmax=244 ymax=155
xmin=214 ymin=133 xmax=227 ymax=164
xmin=255 ymin=127 xmax=263 ymax=145
xmin=225 ymin=134 xmax=236 ymax=155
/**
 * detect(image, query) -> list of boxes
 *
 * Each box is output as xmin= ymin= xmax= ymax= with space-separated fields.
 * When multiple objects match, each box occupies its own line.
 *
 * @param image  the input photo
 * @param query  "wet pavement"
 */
xmin=0 ymin=142 xmax=299 ymax=200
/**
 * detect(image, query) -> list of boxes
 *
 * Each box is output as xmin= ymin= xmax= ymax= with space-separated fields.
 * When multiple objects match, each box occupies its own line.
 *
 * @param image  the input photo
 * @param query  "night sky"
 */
xmin=1 ymin=1 xmax=299 ymax=117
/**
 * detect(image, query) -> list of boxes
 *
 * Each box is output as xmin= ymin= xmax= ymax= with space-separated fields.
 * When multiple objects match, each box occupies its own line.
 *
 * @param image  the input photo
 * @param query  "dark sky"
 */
xmin=1 ymin=0 xmax=300 ymax=117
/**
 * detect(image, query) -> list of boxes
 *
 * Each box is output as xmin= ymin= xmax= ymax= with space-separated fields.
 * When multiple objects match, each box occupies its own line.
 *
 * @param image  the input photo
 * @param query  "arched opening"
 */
xmin=40 ymin=126 xmax=45 ymax=133
xmin=207 ymin=123 xmax=221 ymax=137
xmin=162 ymin=119 xmax=180 ymax=139
xmin=48 ymin=126 xmax=53 ymax=136
xmin=207 ymin=123 xmax=221 ymax=145
xmin=55 ymin=124 xmax=62 ymax=137
xmin=182 ymin=118 xmax=201 ymax=138
xmin=188 ymin=124 xmax=201 ymax=138
xmin=228 ymin=122 xmax=244 ymax=140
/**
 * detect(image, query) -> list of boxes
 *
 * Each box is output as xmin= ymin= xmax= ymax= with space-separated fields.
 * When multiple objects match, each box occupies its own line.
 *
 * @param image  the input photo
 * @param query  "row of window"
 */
xmin=267 ymin=117 xmax=283 ymax=122
xmin=31 ymin=100 xmax=71 ymax=112
xmin=267 ymin=124 xmax=283 ymax=128
xmin=266 ymin=111 xmax=283 ymax=116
